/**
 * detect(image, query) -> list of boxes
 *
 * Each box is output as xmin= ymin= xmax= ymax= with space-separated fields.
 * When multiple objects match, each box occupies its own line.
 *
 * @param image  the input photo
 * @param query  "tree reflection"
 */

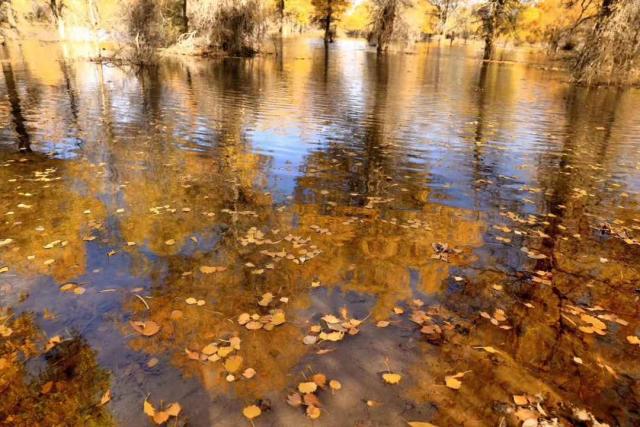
xmin=0 ymin=312 xmax=112 ymax=426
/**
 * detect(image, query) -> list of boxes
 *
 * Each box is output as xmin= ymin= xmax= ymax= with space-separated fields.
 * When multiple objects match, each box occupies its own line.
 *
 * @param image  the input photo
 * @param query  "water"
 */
xmin=1 ymin=39 xmax=640 ymax=426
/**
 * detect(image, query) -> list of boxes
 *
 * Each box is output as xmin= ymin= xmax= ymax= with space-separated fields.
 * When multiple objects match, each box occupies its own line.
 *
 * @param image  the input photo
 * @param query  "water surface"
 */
xmin=1 ymin=39 xmax=640 ymax=426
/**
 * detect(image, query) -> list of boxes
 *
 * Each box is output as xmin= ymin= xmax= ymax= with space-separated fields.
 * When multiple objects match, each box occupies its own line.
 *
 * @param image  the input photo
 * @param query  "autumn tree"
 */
xmin=428 ymin=0 xmax=458 ymax=39
xmin=478 ymin=0 xmax=519 ymax=60
xmin=573 ymin=0 xmax=640 ymax=85
xmin=369 ymin=0 xmax=402 ymax=53
xmin=276 ymin=0 xmax=285 ymax=34
xmin=311 ymin=0 xmax=349 ymax=43
xmin=48 ymin=0 xmax=65 ymax=37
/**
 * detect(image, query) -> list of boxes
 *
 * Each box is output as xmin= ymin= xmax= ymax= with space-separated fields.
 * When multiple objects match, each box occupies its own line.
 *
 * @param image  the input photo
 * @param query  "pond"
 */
xmin=1 ymin=38 xmax=640 ymax=426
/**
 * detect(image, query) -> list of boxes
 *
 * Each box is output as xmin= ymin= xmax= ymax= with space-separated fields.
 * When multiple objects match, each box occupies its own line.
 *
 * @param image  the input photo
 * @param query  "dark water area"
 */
xmin=1 ymin=38 xmax=640 ymax=426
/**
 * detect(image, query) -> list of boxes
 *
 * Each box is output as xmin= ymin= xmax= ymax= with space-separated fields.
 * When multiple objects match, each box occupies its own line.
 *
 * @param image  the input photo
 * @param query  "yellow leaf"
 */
xmin=306 ymin=404 xmax=321 ymax=419
xmin=445 ymin=376 xmax=461 ymax=389
xmin=237 ymin=313 xmax=250 ymax=325
xmin=217 ymin=346 xmax=234 ymax=358
xmin=298 ymin=381 xmax=318 ymax=394
xmin=408 ymin=422 xmax=439 ymax=427
xmin=165 ymin=402 xmax=181 ymax=417
xmin=224 ymin=355 xmax=243 ymax=373
xmin=270 ymin=311 xmax=286 ymax=326
xmin=513 ymin=395 xmax=528 ymax=405
xmin=329 ymin=379 xmax=342 ymax=390
xmin=100 ymin=389 xmax=111 ymax=405
xmin=382 ymin=373 xmax=402 ymax=384
xmin=242 ymin=405 xmax=261 ymax=420
xmin=626 ymin=335 xmax=640 ymax=345
xmin=200 ymin=265 xmax=225 ymax=274
xmin=245 ymin=321 xmax=263 ymax=330
xmin=143 ymin=399 xmax=156 ymax=417
xmin=312 ymin=373 xmax=326 ymax=387
xmin=230 ymin=336 xmax=242 ymax=350
xmin=444 ymin=371 xmax=468 ymax=390
xmin=322 ymin=314 xmax=340 ymax=324
xmin=201 ymin=343 xmax=218 ymax=356
xmin=152 ymin=411 xmax=169 ymax=425
xmin=320 ymin=331 xmax=344 ymax=341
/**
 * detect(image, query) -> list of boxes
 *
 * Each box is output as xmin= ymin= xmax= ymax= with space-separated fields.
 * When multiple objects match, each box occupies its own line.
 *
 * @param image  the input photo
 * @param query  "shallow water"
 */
xmin=1 ymin=39 xmax=640 ymax=426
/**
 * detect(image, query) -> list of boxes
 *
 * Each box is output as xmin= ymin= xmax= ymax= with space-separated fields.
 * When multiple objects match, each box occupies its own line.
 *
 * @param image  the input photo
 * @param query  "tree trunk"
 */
xmin=483 ymin=0 xmax=506 ymax=61
xmin=48 ymin=0 xmax=66 ymax=39
xmin=324 ymin=0 xmax=333 ymax=44
xmin=181 ymin=0 xmax=188 ymax=33
xmin=1 ymin=60 xmax=31 ymax=152
xmin=278 ymin=0 xmax=285 ymax=35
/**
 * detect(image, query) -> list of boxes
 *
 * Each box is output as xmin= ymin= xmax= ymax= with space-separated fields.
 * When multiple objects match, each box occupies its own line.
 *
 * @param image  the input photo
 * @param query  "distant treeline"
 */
xmin=0 ymin=0 xmax=638 ymax=85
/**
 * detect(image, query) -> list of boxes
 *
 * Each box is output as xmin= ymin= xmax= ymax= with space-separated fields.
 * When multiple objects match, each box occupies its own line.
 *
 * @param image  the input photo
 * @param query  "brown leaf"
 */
xmin=130 ymin=320 xmax=160 ymax=337
xmin=312 ymin=373 xmax=327 ymax=388
xmin=41 ymin=381 xmax=54 ymax=394
xmin=304 ymin=393 xmax=321 ymax=407
xmin=287 ymin=392 xmax=303 ymax=407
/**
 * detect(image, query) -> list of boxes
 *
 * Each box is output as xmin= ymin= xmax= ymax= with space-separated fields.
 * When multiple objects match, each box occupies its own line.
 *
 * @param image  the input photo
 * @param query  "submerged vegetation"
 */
xmin=0 ymin=0 xmax=638 ymax=84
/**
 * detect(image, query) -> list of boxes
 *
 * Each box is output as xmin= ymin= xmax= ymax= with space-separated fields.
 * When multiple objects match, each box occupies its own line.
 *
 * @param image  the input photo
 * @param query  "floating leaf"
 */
xmin=238 ymin=313 xmax=250 ymax=325
xmin=224 ymin=355 xmax=243 ymax=373
xmin=626 ymin=335 xmax=640 ymax=345
xmin=444 ymin=371 xmax=468 ymax=390
xmin=100 ymin=389 xmax=111 ymax=405
xmin=287 ymin=393 xmax=302 ymax=407
xmin=303 ymin=335 xmax=317 ymax=345
xmin=165 ymin=403 xmax=181 ymax=417
xmin=312 ymin=373 xmax=326 ymax=387
xmin=245 ymin=321 xmax=262 ymax=330
xmin=130 ymin=320 xmax=160 ymax=337
xmin=382 ymin=373 xmax=402 ymax=384
xmin=306 ymin=404 xmax=321 ymax=419
xmin=143 ymin=399 xmax=156 ymax=417
xmin=322 ymin=314 xmax=340 ymax=324
xmin=513 ymin=395 xmax=528 ymax=405
xmin=200 ymin=265 xmax=226 ymax=274
xmin=258 ymin=292 xmax=273 ymax=306
xmin=201 ymin=343 xmax=218 ymax=356
xmin=242 ymin=405 xmax=261 ymax=420
xmin=153 ymin=411 xmax=170 ymax=424
xmin=41 ymin=381 xmax=54 ymax=394
xmin=298 ymin=381 xmax=318 ymax=394
xmin=303 ymin=393 xmax=321 ymax=407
